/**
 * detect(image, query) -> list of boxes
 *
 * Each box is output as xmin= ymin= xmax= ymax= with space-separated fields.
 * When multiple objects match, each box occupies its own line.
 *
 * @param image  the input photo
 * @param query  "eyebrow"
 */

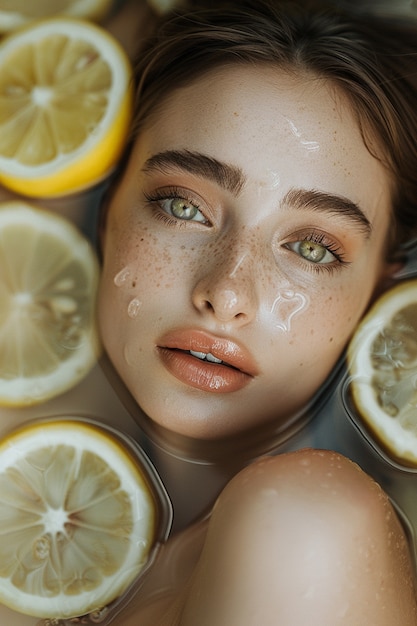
xmin=142 ymin=149 xmax=246 ymax=195
xmin=282 ymin=188 xmax=372 ymax=237
xmin=143 ymin=150 xmax=372 ymax=237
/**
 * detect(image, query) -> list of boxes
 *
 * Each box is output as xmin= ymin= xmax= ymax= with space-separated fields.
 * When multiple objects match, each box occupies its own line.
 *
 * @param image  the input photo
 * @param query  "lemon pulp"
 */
xmin=0 ymin=35 xmax=110 ymax=165
xmin=348 ymin=279 xmax=417 ymax=466
xmin=0 ymin=202 xmax=100 ymax=406
xmin=0 ymin=420 xmax=157 ymax=618
xmin=0 ymin=18 xmax=133 ymax=197
xmin=370 ymin=303 xmax=417 ymax=430
xmin=0 ymin=0 xmax=114 ymax=32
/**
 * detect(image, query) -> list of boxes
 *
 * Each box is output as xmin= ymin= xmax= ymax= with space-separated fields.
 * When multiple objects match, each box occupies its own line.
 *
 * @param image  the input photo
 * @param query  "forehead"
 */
xmin=138 ymin=64 xmax=392 ymax=220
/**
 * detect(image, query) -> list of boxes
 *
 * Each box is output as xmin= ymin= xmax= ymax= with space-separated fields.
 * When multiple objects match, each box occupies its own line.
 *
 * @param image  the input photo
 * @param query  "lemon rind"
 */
xmin=0 ymin=419 xmax=155 ymax=618
xmin=0 ymin=202 xmax=101 ymax=407
xmin=0 ymin=18 xmax=133 ymax=198
xmin=348 ymin=279 xmax=417 ymax=466
xmin=0 ymin=0 xmax=115 ymax=33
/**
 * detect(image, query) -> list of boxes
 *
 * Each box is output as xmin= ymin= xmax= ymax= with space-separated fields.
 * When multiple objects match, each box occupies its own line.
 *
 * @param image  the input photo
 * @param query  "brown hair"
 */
xmin=130 ymin=0 xmax=417 ymax=252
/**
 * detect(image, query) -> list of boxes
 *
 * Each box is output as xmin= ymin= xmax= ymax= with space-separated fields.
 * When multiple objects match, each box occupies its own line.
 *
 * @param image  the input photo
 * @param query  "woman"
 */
xmin=98 ymin=0 xmax=417 ymax=623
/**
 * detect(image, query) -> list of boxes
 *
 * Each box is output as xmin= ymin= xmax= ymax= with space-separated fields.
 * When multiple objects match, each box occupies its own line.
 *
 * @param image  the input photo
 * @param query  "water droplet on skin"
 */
xmin=229 ymin=252 xmax=248 ymax=278
xmin=286 ymin=117 xmax=320 ymax=153
xmin=127 ymin=298 xmax=142 ymax=318
xmin=114 ymin=267 xmax=131 ymax=287
xmin=270 ymin=291 xmax=309 ymax=332
xmin=123 ymin=344 xmax=134 ymax=366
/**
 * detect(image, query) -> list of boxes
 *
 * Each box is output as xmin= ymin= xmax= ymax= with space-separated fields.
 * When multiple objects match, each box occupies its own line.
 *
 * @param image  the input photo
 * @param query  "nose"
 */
xmin=191 ymin=247 xmax=258 ymax=325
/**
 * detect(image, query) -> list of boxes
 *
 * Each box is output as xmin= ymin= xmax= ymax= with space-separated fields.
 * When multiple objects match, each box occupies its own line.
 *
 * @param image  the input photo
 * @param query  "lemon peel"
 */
xmin=0 ymin=0 xmax=115 ymax=34
xmin=0 ymin=201 xmax=101 ymax=406
xmin=0 ymin=418 xmax=159 ymax=618
xmin=0 ymin=17 xmax=133 ymax=198
xmin=347 ymin=279 xmax=417 ymax=467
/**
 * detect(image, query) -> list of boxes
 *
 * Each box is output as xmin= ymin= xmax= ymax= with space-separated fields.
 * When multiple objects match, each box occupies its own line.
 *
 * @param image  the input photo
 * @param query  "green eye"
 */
xmin=171 ymin=198 xmax=200 ymax=220
xmin=160 ymin=196 xmax=207 ymax=223
xmin=298 ymin=240 xmax=328 ymax=263
xmin=284 ymin=238 xmax=340 ymax=265
xmin=146 ymin=187 xmax=209 ymax=224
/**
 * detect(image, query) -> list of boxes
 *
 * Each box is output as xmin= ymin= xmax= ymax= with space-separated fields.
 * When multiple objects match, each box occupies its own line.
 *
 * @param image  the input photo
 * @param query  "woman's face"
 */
xmin=99 ymin=65 xmax=393 ymax=439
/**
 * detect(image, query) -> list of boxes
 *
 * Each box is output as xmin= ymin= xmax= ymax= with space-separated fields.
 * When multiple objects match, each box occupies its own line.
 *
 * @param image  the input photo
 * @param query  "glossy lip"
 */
xmin=157 ymin=329 xmax=258 ymax=393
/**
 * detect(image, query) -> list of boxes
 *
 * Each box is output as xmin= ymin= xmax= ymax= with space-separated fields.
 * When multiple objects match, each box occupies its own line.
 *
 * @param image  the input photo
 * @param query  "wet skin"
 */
xmin=99 ymin=64 xmax=394 ymax=439
xmin=115 ymin=450 xmax=417 ymax=626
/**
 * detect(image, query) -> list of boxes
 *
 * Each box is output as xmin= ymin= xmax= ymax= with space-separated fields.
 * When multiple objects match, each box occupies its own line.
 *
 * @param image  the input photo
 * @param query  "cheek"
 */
xmin=290 ymin=283 xmax=368 ymax=351
xmin=266 ymin=282 xmax=369 ymax=373
xmin=259 ymin=273 xmax=341 ymax=343
xmin=266 ymin=288 xmax=310 ymax=333
xmin=103 ymin=220 xmax=175 ymax=291
xmin=99 ymin=220 xmax=197 ymax=348
xmin=98 ymin=224 xmax=150 ymax=338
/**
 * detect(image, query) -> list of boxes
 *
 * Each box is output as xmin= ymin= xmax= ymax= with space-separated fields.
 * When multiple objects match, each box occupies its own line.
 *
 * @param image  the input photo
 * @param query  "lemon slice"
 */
xmin=0 ymin=17 xmax=133 ymax=198
xmin=0 ymin=0 xmax=115 ymax=34
xmin=0 ymin=418 xmax=158 ymax=619
xmin=347 ymin=279 xmax=417 ymax=466
xmin=0 ymin=201 xmax=100 ymax=407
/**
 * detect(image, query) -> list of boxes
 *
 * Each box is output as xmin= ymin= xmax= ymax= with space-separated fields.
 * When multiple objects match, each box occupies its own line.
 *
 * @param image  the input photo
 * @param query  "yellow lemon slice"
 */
xmin=0 ymin=418 xmax=160 ymax=619
xmin=347 ymin=279 xmax=417 ymax=467
xmin=0 ymin=0 xmax=115 ymax=34
xmin=0 ymin=201 xmax=100 ymax=407
xmin=0 ymin=17 xmax=133 ymax=198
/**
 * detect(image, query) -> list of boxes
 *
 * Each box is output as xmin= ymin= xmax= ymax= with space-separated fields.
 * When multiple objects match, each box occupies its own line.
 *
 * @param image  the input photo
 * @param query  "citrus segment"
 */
xmin=0 ymin=18 xmax=133 ymax=197
xmin=0 ymin=0 xmax=115 ymax=34
xmin=0 ymin=419 xmax=158 ymax=618
xmin=0 ymin=201 xmax=100 ymax=406
xmin=347 ymin=279 xmax=417 ymax=466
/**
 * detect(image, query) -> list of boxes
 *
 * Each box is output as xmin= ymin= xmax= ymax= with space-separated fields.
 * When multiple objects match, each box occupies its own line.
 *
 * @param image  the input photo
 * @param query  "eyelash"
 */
xmin=144 ymin=187 xmax=209 ymax=226
xmin=144 ymin=189 xmax=349 ymax=274
xmin=284 ymin=231 xmax=349 ymax=274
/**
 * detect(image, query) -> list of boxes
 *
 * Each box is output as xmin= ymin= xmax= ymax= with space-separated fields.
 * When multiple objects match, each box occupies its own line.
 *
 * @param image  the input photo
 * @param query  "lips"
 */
xmin=157 ymin=329 xmax=258 ymax=393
